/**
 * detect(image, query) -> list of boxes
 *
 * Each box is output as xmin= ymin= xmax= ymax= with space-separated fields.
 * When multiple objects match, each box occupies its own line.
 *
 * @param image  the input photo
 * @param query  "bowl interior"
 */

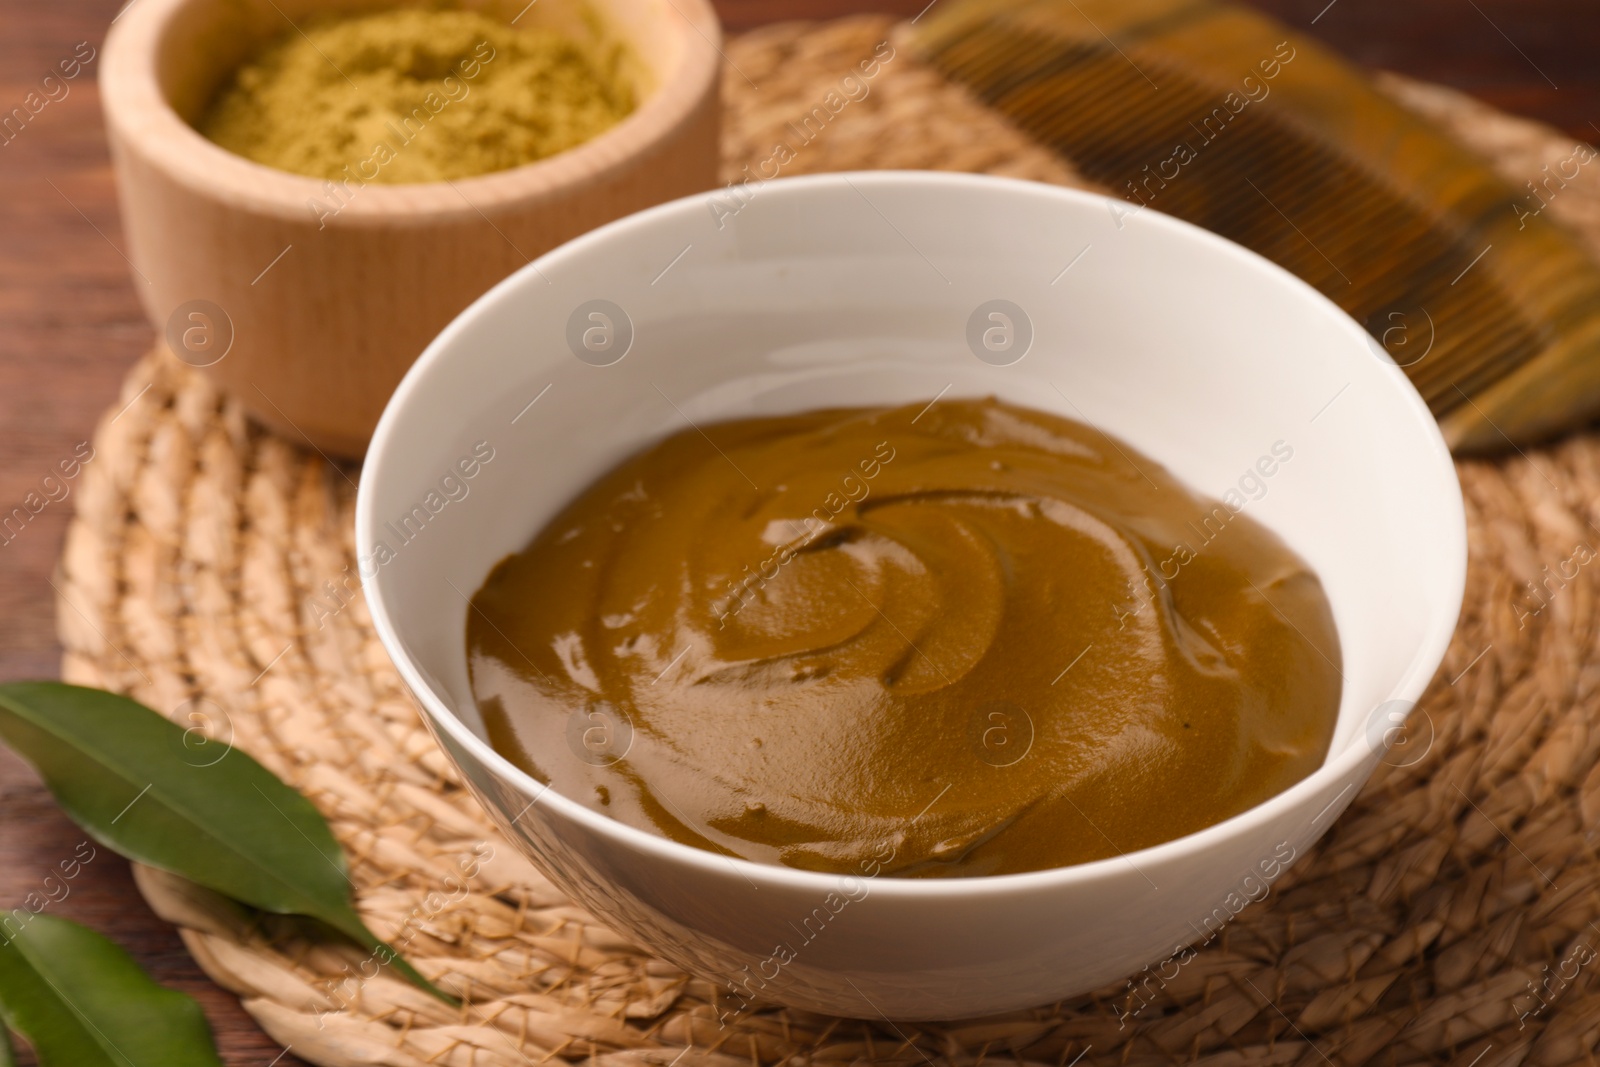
xmin=153 ymin=0 xmax=674 ymax=132
xmin=359 ymin=171 xmax=1465 ymax=867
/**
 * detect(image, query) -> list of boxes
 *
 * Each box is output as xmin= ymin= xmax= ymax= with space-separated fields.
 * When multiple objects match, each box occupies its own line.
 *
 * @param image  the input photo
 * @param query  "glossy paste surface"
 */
xmin=469 ymin=398 xmax=1341 ymax=876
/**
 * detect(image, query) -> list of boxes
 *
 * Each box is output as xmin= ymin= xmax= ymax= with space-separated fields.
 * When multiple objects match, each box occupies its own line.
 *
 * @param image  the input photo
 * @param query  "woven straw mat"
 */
xmin=53 ymin=17 xmax=1600 ymax=1067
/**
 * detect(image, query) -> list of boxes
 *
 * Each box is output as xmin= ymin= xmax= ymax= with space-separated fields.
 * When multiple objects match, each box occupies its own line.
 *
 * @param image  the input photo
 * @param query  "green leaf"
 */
xmin=0 ymin=682 xmax=455 ymax=1004
xmin=0 ymin=914 xmax=223 ymax=1066
xmin=0 ymin=1016 xmax=15 ymax=1067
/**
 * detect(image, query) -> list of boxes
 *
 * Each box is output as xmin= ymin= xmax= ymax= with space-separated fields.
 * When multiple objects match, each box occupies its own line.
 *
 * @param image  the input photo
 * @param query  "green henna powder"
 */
xmin=198 ymin=8 xmax=635 ymax=183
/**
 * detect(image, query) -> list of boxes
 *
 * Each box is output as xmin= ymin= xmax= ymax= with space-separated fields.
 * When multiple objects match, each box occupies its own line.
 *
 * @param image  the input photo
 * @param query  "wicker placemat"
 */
xmin=56 ymin=17 xmax=1600 ymax=1067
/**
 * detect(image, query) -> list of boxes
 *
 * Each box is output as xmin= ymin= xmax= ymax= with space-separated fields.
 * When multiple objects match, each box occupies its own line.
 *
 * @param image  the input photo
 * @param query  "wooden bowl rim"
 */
xmin=100 ymin=0 xmax=722 ymax=223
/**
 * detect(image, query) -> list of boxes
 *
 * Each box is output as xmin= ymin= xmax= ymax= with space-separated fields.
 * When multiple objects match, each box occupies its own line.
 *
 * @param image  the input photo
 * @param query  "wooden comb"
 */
xmin=910 ymin=0 xmax=1600 ymax=454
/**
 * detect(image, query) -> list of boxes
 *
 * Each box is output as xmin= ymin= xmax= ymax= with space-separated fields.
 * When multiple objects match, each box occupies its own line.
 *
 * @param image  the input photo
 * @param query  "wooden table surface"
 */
xmin=1 ymin=0 xmax=1595 ymax=1061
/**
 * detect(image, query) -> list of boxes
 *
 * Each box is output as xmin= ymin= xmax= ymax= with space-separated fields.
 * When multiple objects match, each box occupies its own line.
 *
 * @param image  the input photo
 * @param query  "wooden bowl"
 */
xmin=102 ymin=0 xmax=721 ymax=456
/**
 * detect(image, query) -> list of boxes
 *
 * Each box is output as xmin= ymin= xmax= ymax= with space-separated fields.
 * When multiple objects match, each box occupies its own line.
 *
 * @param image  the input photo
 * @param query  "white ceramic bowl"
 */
xmin=357 ymin=171 xmax=1466 ymax=1020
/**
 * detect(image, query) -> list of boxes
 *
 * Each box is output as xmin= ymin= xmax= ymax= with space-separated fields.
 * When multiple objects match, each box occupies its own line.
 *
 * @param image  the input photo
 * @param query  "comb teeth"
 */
xmin=913 ymin=0 xmax=1600 ymax=451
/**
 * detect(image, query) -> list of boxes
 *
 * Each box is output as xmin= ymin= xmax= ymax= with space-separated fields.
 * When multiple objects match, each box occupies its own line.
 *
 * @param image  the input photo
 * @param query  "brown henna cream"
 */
xmin=468 ymin=398 xmax=1340 ymax=877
